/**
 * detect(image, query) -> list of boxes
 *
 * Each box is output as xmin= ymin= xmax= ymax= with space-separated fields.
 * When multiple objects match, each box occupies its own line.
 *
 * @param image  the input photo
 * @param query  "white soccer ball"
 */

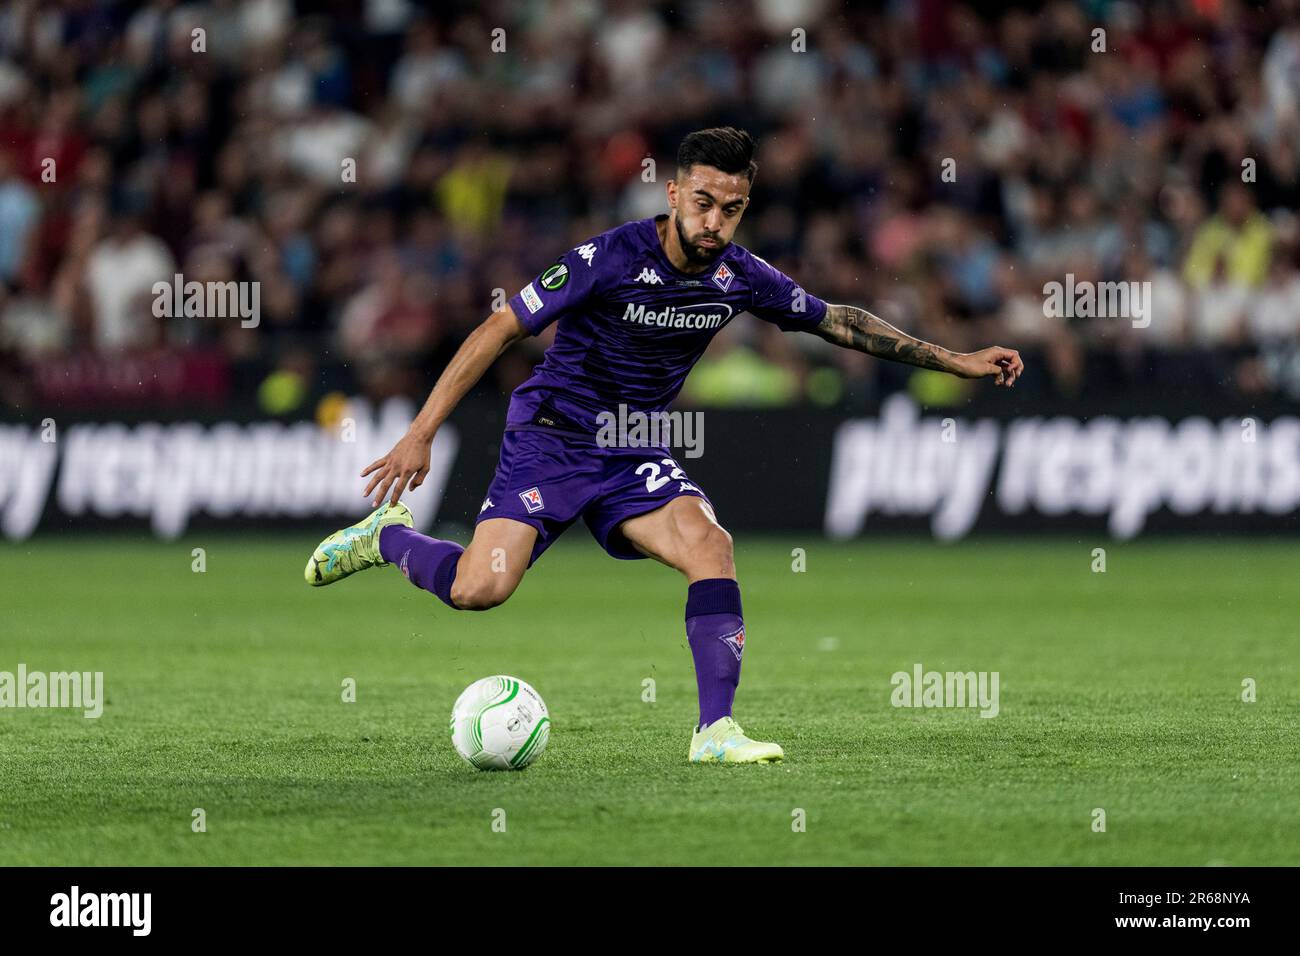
xmin=450 ymin=675 xmax=551 ymax=771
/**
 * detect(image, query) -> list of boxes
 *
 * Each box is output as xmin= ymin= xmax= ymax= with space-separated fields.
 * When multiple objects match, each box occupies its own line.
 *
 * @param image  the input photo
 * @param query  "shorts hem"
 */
xmin=588 ymin=488 xmax=711 ymax=561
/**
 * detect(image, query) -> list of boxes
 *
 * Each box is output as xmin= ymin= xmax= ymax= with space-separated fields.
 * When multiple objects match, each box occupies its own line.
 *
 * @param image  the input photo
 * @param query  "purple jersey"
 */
xmin=506 ymin=215 xmax=827 ymax=434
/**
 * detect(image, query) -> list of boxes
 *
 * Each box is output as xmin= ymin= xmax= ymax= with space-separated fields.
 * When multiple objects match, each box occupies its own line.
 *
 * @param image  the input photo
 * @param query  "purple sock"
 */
xmin=379 ymin=525 xmax=463 ymax=609
xmin=685 ymin=578 xmax=746 ymax=730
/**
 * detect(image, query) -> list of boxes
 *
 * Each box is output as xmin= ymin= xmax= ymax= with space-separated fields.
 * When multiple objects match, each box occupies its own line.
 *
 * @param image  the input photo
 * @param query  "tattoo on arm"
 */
xmin=815 ymin=304 xmax=957 ymax=373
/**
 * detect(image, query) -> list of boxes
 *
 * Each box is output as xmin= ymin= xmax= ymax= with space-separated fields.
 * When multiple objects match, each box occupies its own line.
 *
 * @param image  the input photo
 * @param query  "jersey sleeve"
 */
xmin=746 ymin=253 xmax=828 ymax=332
xmin=508 ymin=235 xmax=612 ymax=335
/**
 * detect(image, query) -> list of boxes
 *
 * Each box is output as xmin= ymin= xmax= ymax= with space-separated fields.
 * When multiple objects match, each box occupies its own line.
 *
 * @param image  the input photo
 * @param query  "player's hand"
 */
xmin=361 ymin=429 xmax=433 ymax=507
xmin=954 ymin=347 xmax=1023 ymax=387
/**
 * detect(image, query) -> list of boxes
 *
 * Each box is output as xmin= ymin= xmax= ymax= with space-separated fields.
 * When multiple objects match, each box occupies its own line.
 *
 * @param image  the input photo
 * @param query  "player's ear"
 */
xmin=665 ymin=179 xmax=676 ymax=208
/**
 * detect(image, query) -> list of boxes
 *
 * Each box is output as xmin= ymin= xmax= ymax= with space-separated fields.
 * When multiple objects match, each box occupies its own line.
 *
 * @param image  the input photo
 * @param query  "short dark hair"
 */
xmin=676 ymin=127 xmax=758 ymax=184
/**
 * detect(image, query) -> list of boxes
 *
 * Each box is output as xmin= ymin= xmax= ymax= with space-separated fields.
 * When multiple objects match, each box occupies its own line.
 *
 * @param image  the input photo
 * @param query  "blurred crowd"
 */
xmin=2 ymin=0 xmax=1300 ymax=415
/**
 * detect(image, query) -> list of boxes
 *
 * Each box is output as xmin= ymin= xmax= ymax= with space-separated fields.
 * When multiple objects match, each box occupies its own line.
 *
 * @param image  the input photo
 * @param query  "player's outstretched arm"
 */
xmin=362 ymin=305 xmax=529 ymax=506
xmin=813 ymin=303 xmax=1023 ymax=387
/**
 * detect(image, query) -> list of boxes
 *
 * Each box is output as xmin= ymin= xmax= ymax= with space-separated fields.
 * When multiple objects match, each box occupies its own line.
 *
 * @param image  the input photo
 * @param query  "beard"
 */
xmin=674 ymin=214 xmax=725 ymax=265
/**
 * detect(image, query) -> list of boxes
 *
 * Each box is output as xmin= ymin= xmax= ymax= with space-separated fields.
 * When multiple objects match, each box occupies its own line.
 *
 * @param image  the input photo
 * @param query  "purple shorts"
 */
xmin=474 ymin=426 xmax=712 ymax=566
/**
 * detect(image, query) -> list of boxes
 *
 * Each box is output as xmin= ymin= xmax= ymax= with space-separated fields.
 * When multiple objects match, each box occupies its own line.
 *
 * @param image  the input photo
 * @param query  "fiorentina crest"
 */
xmin=711 ymin=262 xmax=734 ymax=292
xmin=519 ymin=487 xmax=544 ymax=513
xmin=720 ymin=625 xmax=745 ymax=661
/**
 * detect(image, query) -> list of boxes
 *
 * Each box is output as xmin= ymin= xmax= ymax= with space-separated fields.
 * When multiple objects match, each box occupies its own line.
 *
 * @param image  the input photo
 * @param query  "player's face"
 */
xmin=668 ymin=166 xmax=751 ymax=265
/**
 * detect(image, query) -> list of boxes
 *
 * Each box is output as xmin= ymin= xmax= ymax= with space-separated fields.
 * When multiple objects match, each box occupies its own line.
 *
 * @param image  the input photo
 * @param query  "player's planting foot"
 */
xmin=688 ymin=716 xmax=784 ymax=764
xmin=305 ymin=502 xmax=413 ymax=586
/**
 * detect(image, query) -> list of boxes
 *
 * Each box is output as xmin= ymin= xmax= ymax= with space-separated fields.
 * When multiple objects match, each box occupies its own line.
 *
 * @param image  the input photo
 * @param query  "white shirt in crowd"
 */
xmin=1191 ymin=280 xmax=1251 ymax=346
xmin=84 ymin=233 xmax=175 ymax=351
xmin=1249 ymin=275 xmax=1300 ymax=343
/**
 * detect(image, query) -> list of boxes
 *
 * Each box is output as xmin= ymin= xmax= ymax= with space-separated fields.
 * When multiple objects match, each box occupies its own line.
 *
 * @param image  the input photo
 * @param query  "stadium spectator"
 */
xmin=0 ymin=0 xmax=1296 ymax=411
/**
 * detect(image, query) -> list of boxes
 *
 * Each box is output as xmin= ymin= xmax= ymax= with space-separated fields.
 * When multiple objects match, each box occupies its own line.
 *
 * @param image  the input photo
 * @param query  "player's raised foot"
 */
xmin=688 ymin=716 xmax=784 ymax=764
xmin=304 ymin=502 xmax=413 ymax=587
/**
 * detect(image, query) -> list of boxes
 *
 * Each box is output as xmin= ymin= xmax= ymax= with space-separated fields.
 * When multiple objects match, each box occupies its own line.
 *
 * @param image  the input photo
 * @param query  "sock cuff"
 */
xmin=378 ymin=523 xmax=406 ymax=564
xmin=685 ymin=578 xmax=742 ymax=619
xmin=432 ymin=547 xmax=463 ymax=609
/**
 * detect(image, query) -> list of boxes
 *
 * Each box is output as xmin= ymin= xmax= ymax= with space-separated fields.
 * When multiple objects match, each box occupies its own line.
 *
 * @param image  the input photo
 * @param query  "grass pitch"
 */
xmin=1 ymin=533 xmax=1296 ymax=866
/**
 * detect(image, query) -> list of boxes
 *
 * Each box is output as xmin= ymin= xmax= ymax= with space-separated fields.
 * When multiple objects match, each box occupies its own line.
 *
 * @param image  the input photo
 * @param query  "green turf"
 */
xmin=0 ymin=533 xmax=1296 ymax=866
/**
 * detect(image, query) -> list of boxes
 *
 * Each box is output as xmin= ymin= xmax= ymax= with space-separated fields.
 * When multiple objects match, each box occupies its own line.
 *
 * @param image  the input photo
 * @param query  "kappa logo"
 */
xmin=518 ymin=487 xmax=544 ymax=513
xmin=575 ymin=243 xmax=597 ymax=267
xmin=479 ymin=497 xmax=494 ymax=513
xmin=636 ymin=267 xmax=663 ymax=285
xmin=711 ymin=262 xmax=734 ymax=292
xmin=720 ymin=625 xmax=745 ymax=661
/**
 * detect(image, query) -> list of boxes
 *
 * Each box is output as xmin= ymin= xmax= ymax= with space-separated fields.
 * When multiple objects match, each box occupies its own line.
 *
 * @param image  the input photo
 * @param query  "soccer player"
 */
xmin=305 ymin=127 xmax=1023 ymax=764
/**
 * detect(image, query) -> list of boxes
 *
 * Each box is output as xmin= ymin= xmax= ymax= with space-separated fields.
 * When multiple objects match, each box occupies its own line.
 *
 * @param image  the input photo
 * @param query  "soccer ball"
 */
xmin=450 ymin=675 xmax=551 ymax=771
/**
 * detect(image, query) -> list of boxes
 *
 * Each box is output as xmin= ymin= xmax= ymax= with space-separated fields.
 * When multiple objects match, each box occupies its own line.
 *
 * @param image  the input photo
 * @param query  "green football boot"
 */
xmin=688 ymin=716 xmax=784 ymax=764
xmin=305 ymin=502 xmax=413 ymax=586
